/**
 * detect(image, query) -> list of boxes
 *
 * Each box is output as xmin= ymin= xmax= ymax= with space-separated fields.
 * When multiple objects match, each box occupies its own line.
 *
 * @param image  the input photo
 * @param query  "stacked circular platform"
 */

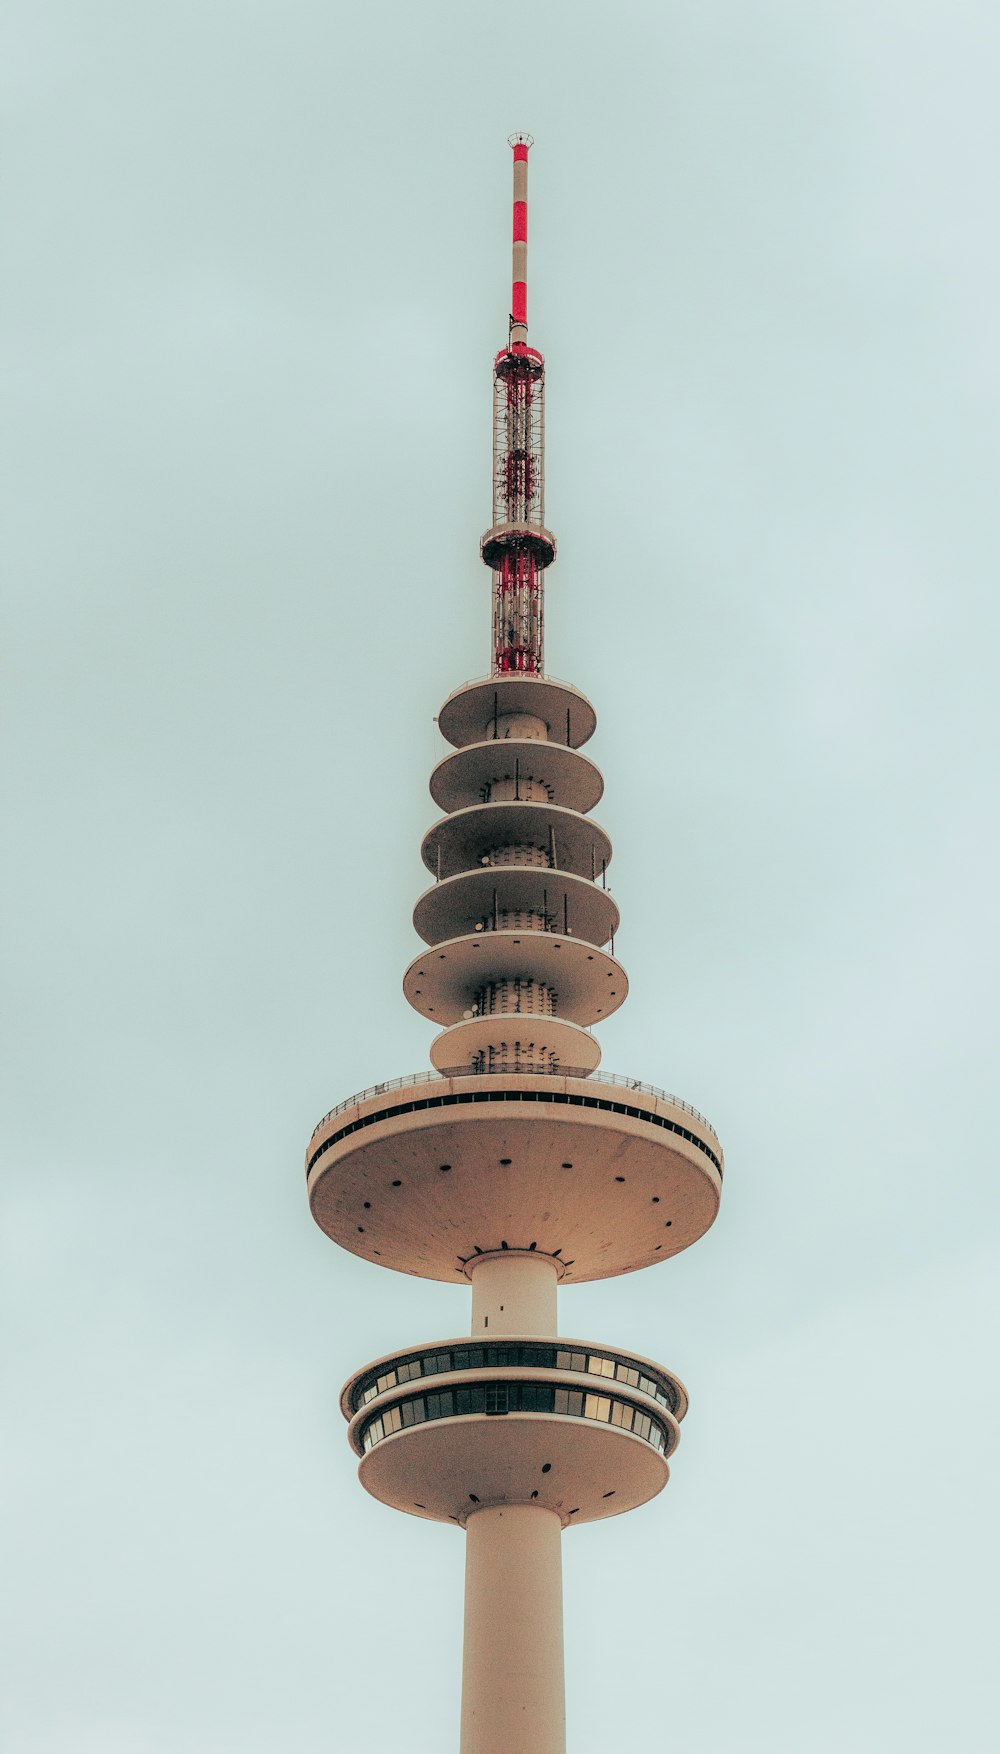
xmin=407 ymin=674 xmax=621 ymax=1080
xmin=307 ymin=668 xmax=724 ymax=1540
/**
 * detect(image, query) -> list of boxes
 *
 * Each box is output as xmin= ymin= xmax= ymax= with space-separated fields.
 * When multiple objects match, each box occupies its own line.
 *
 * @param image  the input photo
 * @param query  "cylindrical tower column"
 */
xmin=461 ymin=1504 xmax=565 ymax=1754
xmin=468 ymin=1250 xmax=559 ymax=1336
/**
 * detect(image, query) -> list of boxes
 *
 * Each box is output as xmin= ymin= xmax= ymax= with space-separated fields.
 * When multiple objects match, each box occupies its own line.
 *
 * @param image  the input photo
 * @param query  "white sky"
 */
xmin=4 ymin=3 xmax=998 ymax=1751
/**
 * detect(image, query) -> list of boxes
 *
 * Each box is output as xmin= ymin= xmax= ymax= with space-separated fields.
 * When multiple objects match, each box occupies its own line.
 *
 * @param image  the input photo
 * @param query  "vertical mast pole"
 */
xmin=484 ymin=134 xmax=554 ymax=678
xmin=511 ymin=134 xmax=530 ymax=346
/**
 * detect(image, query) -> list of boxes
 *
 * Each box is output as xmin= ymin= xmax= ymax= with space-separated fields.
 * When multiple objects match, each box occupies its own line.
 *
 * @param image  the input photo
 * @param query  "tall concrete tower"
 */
xmin=305 ymin=136 xmax=724 ymax=1754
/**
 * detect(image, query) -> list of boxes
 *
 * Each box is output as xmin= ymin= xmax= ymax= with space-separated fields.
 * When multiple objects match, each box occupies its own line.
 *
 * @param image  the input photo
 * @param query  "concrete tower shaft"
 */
xmin=305 ymin=139 xmax=724 ymax=1754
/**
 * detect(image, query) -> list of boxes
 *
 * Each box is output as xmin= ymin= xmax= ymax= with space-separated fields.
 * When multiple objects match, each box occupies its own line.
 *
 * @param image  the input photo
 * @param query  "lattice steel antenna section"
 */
xmin=304 ymin=137 xmax=724 ymax=1754
xmin=482 ymin=135 xmax=555 ymax=675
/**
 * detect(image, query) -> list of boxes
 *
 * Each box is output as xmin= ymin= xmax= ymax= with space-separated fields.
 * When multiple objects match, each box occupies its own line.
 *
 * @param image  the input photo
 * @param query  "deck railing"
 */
xmin=310 ymin=1070 xmax=719 ymax=1146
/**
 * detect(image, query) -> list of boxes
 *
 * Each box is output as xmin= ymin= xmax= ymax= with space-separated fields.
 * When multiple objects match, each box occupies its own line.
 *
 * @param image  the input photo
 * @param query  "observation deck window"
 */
xmin=359 ymin=1380 xmax=671 ymax=1458
xmin=355 ymin=1342 xmax=679 ymax=1413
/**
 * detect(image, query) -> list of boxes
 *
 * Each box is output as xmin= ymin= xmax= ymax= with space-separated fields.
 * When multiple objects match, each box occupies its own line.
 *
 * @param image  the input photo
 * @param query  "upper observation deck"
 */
xmin=306 ymin=1071 xmax=723 ymax=1286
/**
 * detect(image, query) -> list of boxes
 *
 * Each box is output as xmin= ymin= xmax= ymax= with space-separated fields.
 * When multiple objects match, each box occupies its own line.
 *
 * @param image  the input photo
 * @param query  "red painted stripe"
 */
xmin=512 ymin=281 xmax=527 ymax=323
xmin=512 ymin=143 xmax=529 ymax=162
xmin=512 ymin=200 xmax=527 ymax=241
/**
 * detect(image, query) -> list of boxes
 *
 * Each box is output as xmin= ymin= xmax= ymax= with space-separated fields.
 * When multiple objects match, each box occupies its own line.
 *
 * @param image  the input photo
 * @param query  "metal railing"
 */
xmin=310 ymin=1070 xmax=719 ymax=1146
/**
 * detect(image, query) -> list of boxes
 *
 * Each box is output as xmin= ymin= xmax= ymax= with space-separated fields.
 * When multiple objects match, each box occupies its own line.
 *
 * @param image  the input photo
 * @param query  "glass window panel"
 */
xmin=456 ymin=1388 xmax=473 ymax=1415
xmin=618 ymin=1365 xmax=639 ymax=1387
xmin=411 ymin=1399 xmax=426 ymax=1423
xmin=467 ymin=1349 xmax=483 ymax=1369
xmin=553 ymin=1388 xmax=569 ymax=1415
xmin=401 ymin=1401 xmax=415 ymax=1426
xmin=485 ymin=1384 xmax=509 ymax=1415
xmin=567 ymin=1390 xmax=584 ymax=1416
xmin=439 ymin=1390 xmax=454 ymax=1417
xmin=635 ymin=1413 xmax=651 ymax=1440
xmin=556 ymin=1351 xmax=572 ymax=1370
xmin=611 ymin=1401 xmax=628 ymax=1427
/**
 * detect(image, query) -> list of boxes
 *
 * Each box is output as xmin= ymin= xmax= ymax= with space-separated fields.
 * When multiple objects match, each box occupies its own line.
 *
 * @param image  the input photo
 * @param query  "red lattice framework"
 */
xmin=491 ymin=346 xmax=547 ymax=674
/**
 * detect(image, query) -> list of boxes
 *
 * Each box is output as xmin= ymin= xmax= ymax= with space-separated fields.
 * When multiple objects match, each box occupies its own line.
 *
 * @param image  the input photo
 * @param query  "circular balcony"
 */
xmin=412 ymin=871 xmax=619 ymax=952
xmin=420 ymin=801 xmax=612 ymax=882
xmin=437 ymin=676 xmax=597 ymax=751
xmin=343 ymin=1336 xmax=688 ymax=1420
xmin=306 ymin=1071 xmax=723 ymax=1283
xmin=345 ymin=1359 xmax=678 ymax=1526
xmin=480 ymin=522 xmax=556 ymax=570
xmin=403 ymin=931 xmax=627 ymax=1024
xmin=429 ymin=740 xmax=604 ymax=815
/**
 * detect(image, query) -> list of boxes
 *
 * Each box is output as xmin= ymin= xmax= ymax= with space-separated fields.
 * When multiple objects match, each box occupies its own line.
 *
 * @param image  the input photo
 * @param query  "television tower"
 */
xmin=305 ymin=136 xmax=724 ymax=1754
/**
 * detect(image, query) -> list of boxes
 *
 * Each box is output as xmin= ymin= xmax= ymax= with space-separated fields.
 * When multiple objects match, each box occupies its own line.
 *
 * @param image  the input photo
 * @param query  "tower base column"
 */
xmin=460 ymin=1503 xmax=565 ymax=1754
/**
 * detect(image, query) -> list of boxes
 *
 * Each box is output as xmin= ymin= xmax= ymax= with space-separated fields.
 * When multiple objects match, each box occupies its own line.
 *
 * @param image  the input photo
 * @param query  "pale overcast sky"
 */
xmin=4 ymin=3 xmax=998 ymax=1751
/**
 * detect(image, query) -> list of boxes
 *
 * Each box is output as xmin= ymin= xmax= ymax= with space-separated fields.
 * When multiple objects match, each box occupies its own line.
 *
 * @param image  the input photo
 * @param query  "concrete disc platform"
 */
xmin=438 ymin=676 xmax=597 ymax=750
xmin=429 ymin=740 xmax=604 ymax=815
xmin=355 ymin=1406 xmax=671 ymax=1527
xmin=403 ymin=932 xmax=628 ymax=1025
xmin=420 ymin=800 xmax=612 ymax=881
xmin=306 ymin=1073 xmax=723 ymax=1284
xmin=412 ymin=872 xmax=619 ymax=952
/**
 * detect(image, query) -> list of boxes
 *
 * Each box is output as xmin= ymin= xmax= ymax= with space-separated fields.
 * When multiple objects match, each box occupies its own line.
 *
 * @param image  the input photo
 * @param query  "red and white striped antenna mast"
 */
xmin=480 ymin=134 xmax=556 ymax=676
xmin=509 ymin=130 xmax=533 ymax=344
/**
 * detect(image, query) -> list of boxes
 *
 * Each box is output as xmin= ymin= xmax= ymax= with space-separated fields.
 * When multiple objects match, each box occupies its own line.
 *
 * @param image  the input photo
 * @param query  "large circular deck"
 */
xmin=306 ymin=1072 xmax=723 ymax=1284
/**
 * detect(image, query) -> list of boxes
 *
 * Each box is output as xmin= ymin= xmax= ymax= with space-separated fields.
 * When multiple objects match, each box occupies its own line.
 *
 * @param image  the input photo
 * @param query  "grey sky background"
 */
xmin=4 ymin=3 xmax=998 ymax=1750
